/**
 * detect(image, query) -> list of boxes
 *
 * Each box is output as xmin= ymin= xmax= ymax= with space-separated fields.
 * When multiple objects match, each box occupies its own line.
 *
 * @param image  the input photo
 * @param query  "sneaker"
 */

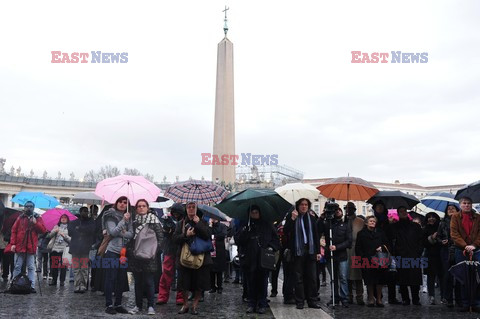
xmin=128 ymin=306 xmax=140 ymax=314
xmin=114 ymin=306 xmax=129 ymax=314
xmin=422 ymin=286 xmax=427 ymax=293
xmin=147 ymin=307 xmax=155 ymax=315
xmin=105 ymin=306 xmax=117 ymax=315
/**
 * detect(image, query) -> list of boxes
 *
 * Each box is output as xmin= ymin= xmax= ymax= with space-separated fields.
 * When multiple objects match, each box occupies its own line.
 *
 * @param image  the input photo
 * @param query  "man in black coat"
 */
xmin=318 ymin=206 xmax=352 ymax=308
xmin=284 ymin=198 xmax=322 ymax=309
xmin=390 ymin=206 xmax=424 ymax=305
xmin=68 ymin=206 xmax=96 ymax=293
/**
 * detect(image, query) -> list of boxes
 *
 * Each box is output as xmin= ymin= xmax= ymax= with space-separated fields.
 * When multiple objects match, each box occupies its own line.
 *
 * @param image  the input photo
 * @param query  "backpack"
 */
xmin=133 ymin=224 xmax=158 ymax=261
xmin=9 ymin=274 xmax=32 ymax=294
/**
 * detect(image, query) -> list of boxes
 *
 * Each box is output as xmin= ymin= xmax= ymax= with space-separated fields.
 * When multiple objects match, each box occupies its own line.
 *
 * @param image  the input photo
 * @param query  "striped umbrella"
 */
xmin=416 ymin=192 xmax=459 ymax=218
xmin=164 ymin=180 xmax=229 ymax=204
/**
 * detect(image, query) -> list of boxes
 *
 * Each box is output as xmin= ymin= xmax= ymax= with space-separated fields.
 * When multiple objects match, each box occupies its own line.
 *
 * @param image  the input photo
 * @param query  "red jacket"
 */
xmin=5 ymin=214 xmax=47 ymax=254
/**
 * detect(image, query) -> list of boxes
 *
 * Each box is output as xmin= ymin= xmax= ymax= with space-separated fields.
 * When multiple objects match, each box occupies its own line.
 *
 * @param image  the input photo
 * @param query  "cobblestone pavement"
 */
xmin=0 ymin=276 xmax=273 ymax=319
xmin=2 ymin=274 xmax=480 ymax=319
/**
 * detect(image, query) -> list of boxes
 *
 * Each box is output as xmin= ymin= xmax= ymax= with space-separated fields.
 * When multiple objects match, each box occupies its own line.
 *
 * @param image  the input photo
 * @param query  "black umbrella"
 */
xmin=449 ymin=257 xmax=480 ymax=312
xmin=455 ymin=180 xmax=480 ymax=203
xmin=197 ymin=204 xmax=228 ymax=222
xmin=367 ymin=191 xmax=420 ymax=209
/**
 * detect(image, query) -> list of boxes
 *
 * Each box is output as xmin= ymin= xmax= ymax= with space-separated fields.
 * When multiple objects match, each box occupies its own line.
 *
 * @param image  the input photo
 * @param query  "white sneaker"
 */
xmin=422 ymin=286 xmax=427 ymax=293
xmin=147 ymin=306 xmax=155 ymax=315
xmin=128 ymin=306 xmax=140 ymax=314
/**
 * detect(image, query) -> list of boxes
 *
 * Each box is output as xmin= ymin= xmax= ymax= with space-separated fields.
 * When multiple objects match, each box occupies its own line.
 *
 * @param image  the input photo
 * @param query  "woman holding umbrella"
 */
xmin=235 ymin=205 xmax=280 ymax=314
xmin=173 ymin=202 xmax=212 ymax=315
xmin=103 ymin=196 xmax=133 ymax=315
xmin=46 ymin=213 xmax=71 ymax=287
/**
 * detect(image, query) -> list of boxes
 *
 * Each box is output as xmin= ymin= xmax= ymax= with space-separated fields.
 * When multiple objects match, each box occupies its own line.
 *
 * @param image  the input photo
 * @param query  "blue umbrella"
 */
xmin=11 ymin=191 xmax=59 ymax=209
xmin=197 ymin=204 xmax=229 ymax=222
xmin=417 ymin=192 xmax=459 ymax=218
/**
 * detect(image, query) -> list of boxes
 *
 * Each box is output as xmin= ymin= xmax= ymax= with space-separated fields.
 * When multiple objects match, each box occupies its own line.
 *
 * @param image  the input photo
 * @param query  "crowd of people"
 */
xmin=0 ymin=195 xmax=479 ymax=315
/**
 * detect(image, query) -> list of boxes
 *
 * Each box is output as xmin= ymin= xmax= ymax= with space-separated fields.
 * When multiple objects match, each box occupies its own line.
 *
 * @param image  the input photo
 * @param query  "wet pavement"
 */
xmin=1 ymin=274 xmax=479 ymax=318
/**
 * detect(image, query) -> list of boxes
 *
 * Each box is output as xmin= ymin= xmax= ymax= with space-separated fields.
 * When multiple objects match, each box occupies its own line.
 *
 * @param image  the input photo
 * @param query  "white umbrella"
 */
xmin=72 ymin=191 xmax=107 ymax=205
xmin=275 ymin=183 xmax=320 ymax=204
xmin=149 ymin=199 xmax=175 ymax=210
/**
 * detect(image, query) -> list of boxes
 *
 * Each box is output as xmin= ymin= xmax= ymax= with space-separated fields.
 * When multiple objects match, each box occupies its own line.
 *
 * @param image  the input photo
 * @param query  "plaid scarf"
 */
xmin=134 ymin=212 xmax=159 ymax=237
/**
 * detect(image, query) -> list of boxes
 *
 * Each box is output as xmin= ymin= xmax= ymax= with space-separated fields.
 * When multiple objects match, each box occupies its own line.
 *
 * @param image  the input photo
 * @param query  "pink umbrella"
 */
xmin=42 ymin=208 xmax=77 ymax=231
xmin=95 ymin=175 xmax=161 ymax=204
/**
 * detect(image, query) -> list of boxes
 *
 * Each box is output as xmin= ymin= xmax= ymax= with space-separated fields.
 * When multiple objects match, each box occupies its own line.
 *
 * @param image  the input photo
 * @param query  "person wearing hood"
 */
xmin=6 ymin=201 xmax=47 ymax=293
xmin=157 ymin=203 xmax=185 ymax=305
xmin=46 ymin=213 xmax=71 ymax=287
xmin=345 ymin=202 xmax=365 ymax=306
xmin=208 ymin=217 xmax=228 ymax=294
xmin=173 ymin=202 xmax=212 ymax=315
xmin=437 ymin=203 xmax=461 ymax=307
xmin=68 ymin=206 xmax=96 ymax=293
xmin=103 ymin=196 xmax=134 ymax=315
xmin=319 ymin=205 xmax=352 ymax=308
xmin=127 ymin=199 xmax=164 ymax=316
xmin=236 ymin=205 xmax=280 ymax=314
xmin=284 ymin=198 xmax=321 ymax=310
xmin=423 ymin=212 xmax=442 ymax=305
xmin=390 ymin=206 xmax=423 ymax=306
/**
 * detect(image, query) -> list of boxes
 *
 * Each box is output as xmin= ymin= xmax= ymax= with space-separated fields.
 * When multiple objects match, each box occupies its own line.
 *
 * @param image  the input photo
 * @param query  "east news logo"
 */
xmin=351 ymin=51 xmax=428 ymax=63
xmin=51 ymin=51 xmax=128 ymax=63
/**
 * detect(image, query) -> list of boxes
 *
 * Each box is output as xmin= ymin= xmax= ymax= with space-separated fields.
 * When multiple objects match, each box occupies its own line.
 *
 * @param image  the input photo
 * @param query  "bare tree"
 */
xmin=83 ymin=170 xmax=97 ymax=182
xmin=124 ymin=168 xmax=142 ymax=176
xmin=98 ymin=165 xmax=120 ymax=180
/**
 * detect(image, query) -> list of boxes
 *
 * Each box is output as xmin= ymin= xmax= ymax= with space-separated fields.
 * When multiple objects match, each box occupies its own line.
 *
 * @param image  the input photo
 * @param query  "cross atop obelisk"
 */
xmin=212 ymin=7 xmax=235 ymax=186
xmin=223 ymin=6 xmax=229 ymax=36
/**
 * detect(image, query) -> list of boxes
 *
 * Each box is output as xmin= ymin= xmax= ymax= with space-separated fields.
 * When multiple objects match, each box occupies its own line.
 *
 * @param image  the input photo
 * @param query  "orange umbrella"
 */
xmin=317 ymin=176 xmax=379 ymax=201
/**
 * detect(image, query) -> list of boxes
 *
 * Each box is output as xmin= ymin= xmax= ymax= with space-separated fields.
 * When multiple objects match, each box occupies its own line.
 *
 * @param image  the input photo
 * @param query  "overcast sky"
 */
xmin=1 ymin=0 xmax=479 ymax=186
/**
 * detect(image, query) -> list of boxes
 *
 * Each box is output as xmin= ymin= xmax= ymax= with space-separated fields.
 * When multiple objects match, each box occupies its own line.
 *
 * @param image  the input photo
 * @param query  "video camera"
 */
xmin=324 ymin=199 xmax=339 ymax=220
xmin=160 ymin=215 xmax=177 ymax=233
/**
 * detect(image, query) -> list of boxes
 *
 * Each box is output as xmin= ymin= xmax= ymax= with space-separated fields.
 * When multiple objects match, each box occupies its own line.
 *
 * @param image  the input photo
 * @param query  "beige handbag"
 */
xmin=180 ymin=243 xmax=204 ymax=269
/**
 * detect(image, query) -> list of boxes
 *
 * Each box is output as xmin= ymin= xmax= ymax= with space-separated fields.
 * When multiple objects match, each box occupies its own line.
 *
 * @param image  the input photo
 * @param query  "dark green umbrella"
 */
xmin=215 ymin=188 xmax=292 ymax=222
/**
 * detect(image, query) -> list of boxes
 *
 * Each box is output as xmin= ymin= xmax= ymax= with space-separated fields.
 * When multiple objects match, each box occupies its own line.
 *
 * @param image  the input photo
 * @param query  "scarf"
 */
xmin=134 ymin=212 xmax=159 ymax=237
xmin=55 ymin=224 xmax=68 ymax=245
xmin=295 ymin=212 xmax=315 ymax=256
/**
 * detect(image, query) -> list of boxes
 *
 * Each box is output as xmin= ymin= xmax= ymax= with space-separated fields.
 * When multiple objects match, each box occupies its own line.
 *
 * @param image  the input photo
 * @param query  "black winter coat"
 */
xmin=67 ymin=218 xmax=96 ymax=256
xmin=211 ymin=222 xmax=228 ymax=272
xmin=389 ymin=219 xmax=423 ymax=285
xmin=284 ymin=212 xmax=320 ymax=260
xmin=127 ymin=221 xmax=163 ymax=273
xmin=173 ymin=218 xmax=213 ymax=267
xmin=235 ymin=218 xmax=280 ymax=273
xmin=318 ymin=217 xmax=352 ymax=261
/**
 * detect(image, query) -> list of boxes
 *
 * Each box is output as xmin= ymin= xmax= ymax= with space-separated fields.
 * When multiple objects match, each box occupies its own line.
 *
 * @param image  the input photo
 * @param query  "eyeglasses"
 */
xmin=137 ymin=205 xmax=147 ymax=208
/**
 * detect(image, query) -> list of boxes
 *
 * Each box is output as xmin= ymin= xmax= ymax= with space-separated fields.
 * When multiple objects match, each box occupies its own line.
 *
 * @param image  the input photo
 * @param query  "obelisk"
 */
xmin=212 ymin=6 xmax=235 ymax=185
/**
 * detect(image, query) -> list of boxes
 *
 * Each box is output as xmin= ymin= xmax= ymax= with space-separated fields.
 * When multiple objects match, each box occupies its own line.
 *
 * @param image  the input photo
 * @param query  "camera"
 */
xmin=160 ymin=216 xmax=177 ymax=233
xmin=324 ymin=199 xmax=339 ymax=220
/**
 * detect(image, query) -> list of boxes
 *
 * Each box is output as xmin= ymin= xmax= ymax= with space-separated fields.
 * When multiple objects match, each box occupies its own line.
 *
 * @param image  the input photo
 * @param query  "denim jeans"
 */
xmin=455 ymin=248 xmax=480 ymax=307
xmin=104 ymin=251 xmax=127 ymax=307
xmin=13 ymin=253 xmax=36 ymax=289
xmin=133 ymin=271 xmax=155 ymax=308
xmin=327 ymin=259 xmax=349 ymax=302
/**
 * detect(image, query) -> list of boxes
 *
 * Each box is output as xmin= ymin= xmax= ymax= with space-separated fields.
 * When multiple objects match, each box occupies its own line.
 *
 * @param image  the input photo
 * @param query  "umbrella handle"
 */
xmin=463 ymin=249 xmax=473 ymax=261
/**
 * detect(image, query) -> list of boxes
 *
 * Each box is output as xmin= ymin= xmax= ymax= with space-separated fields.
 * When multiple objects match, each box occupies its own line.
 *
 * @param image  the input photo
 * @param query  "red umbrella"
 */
xmin=317 ymin=176 xmax=379 ymax=201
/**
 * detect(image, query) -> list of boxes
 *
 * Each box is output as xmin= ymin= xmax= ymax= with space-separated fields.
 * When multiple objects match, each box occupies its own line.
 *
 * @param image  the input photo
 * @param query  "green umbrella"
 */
xmin=215 ymin=188 xmax=293 ymax=222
